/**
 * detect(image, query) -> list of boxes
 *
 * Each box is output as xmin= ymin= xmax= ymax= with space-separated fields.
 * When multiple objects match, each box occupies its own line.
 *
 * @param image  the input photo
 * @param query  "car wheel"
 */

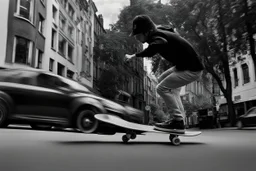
xmin=0 ymin=102 xmax=9 ymax=128
xmin=30 ymin=124 xmax=52 ymax=130
xmin=76 ymin=109 xmax=99 ymax=133
xmin=236 ymin=121 xmax=243 ymax=129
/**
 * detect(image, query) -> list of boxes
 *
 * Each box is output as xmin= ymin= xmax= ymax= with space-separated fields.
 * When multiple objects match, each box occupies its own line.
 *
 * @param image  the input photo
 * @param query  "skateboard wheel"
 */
xmin=122 ymin=135 xmax=129 ymax=143
xmin=130 ymin=133 xmax=136 ymax=139
xmin=171 ymin=137 xmax=181 ymax=146
xmin=169 ymin=135 xmax=176 ymax=142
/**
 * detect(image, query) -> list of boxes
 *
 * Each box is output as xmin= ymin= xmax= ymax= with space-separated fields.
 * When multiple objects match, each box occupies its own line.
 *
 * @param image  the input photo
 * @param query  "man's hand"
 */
xmin=124 ymin=54 xmax=135 ymax=62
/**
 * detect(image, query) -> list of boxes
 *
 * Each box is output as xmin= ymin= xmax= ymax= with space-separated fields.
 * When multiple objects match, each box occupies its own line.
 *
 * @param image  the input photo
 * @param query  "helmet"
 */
xmin=129 ymin=15 xmax=155 ymax=36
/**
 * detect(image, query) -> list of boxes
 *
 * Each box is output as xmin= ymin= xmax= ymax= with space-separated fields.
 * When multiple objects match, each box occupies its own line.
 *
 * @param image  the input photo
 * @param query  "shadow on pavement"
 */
xmin=214 ymin=127 xmax=256 ymax=131
xmin=5 ymin=125 xmax=80 ymax=133
xmin=54 ymin=140 xmax=205 ymax=146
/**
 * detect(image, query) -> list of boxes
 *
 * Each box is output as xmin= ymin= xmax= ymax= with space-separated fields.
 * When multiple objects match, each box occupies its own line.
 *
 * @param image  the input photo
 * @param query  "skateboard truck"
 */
xmin=122 ymin=130 xmax=137 ymax=143
xmin=122 ymin=132 xmax=181 ymax=146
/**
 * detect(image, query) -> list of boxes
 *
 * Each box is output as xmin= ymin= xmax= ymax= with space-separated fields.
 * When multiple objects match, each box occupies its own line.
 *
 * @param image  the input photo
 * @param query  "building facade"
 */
xmin=1 ymin=0 xmax=100 ymax=88
xmin=43 ymin=0 xmax=96 ymax=87
xmin=93 ymin=11 xmax=106 ymax=93
xmin=218 ymin=44 xmax=256 ymax=116
xmin=0 ymin=0 xmax=9 ymax=66
xmin=184 ymin=80 xmax=212 ymax=104
xmin=4 ymin=0 xmax=46 ymax=69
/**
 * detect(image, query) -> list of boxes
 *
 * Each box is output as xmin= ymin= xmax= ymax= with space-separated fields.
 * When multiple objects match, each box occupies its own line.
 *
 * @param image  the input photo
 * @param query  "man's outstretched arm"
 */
xmin=125 ymin=37 xmax=168 ymax=61
xmin=136 ymin=37 xmax=168 ymax=57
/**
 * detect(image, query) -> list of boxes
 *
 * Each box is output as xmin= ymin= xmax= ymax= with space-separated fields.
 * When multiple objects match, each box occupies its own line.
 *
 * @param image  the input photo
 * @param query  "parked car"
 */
xmin=236 ymin=107 xmax=256 ymax=129
xmin=0 ymin=68 xmax=144 ymax=134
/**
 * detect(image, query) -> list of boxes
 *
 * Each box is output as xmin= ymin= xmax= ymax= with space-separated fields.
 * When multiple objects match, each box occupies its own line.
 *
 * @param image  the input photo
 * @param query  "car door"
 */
xmin=35 ymin=73 xmax=71 ymax=121
xmin=0 ymin=70 xmax=44 ymax=118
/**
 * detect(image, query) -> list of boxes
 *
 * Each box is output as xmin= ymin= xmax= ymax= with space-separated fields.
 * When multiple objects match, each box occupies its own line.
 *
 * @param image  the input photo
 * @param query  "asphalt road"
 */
xmin=1 ymin=126 xmax=256 ymax=171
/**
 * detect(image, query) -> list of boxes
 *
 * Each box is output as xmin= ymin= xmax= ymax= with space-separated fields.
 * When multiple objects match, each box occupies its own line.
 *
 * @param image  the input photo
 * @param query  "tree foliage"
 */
xmin=98 ymin=65 xmax=119 ymax=99
xmin=182 ymin=93 xmax=213 ymax=116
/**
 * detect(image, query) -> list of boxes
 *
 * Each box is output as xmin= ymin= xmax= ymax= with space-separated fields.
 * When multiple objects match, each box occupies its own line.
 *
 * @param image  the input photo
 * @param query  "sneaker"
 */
xmin=154 ymin=118 xmax=185 ymax=133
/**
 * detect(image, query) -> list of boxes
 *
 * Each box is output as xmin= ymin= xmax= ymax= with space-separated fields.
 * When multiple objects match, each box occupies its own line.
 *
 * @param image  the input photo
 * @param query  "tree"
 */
xmin=182 ymin=93 xmax=213 ymax=116
xmin=98 ymin=66 xmax=119 ymax=99
xmin=94 ymin=30 xmax=135 ymax=99
xmin=182 ymin=100 xmax=197 ymax=116
xmin=159 ymin=0 xmax=238 ymax=125
xmin=148 ymin=103 xmax=167 ymax=124
xmin=113 ymin=0 xmax=172 ymax=33
xmin=228 ymin=0 xmax=256 ymax=65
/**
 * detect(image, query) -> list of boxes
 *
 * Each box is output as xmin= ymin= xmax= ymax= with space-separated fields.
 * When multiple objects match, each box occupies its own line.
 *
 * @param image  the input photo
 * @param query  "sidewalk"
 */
xmin=187 ymin=126 xmax=256 ymax=131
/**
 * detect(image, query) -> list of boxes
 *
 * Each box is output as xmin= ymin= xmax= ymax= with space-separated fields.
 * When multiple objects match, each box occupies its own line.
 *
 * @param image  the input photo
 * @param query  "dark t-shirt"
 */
xmin=135 ymin=29 xmax=204 ymax=71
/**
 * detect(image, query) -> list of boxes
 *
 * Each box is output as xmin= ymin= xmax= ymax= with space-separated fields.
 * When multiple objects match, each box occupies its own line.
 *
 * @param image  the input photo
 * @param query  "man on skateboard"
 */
xmin=125 ymin=15 xmax=204 ymax=134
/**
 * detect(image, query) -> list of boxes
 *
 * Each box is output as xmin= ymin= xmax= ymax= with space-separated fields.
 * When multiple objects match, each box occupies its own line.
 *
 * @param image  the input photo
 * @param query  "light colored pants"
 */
xmin=156 ymin=67 xmax=202 ymax=120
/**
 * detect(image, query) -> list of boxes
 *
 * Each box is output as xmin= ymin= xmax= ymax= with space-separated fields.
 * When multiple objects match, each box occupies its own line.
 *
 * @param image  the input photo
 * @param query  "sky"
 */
xmin=93 ymin=0 xmax=130 ymax=29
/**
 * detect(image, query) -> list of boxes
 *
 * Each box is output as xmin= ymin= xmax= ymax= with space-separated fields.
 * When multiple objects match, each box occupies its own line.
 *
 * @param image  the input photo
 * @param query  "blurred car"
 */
xmin=0 ymin=68 xmax=144 ymax=134
xmin=236 ymin=107 xmax=256 ymax=129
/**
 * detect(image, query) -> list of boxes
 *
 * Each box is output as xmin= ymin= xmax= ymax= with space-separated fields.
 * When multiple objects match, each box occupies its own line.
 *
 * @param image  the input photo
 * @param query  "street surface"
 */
xmin=1 ymin=125 xmax=256 ymax=171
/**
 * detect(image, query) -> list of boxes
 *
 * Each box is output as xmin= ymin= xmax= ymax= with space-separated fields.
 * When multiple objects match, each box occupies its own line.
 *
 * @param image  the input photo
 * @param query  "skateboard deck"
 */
xmin=95 ymin=114 xmax=201 ymax=145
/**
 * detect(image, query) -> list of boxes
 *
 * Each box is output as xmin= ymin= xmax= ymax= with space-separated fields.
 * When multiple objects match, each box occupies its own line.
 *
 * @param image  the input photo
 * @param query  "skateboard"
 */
xmin=95 ymin=114 xmax=201 ymax=146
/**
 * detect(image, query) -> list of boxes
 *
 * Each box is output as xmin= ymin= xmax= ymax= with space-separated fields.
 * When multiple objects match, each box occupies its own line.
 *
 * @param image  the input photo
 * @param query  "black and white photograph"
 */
xmin=0 ymin=0 xmax=256 ymax=171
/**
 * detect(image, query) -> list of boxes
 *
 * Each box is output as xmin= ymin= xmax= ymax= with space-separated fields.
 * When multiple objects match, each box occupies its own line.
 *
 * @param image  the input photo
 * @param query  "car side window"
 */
xmin=19 ymin=77 xmax=35 ymax=85
xmin=0 ymin=70 xmax=36 ymax=86
xmin=37 ymin=74 xmax=58 ymax=88
xmin=37 ymin=74 xmax=70 ymax=89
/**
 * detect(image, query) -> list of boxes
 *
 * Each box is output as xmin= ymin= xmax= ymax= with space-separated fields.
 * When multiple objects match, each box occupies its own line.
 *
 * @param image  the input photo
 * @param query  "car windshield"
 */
xmin=246 ymin=108 xmax=256 ymax=117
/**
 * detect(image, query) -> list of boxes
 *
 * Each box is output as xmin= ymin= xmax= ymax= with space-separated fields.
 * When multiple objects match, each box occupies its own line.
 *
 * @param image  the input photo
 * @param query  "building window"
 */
xmin=49 ymin=58 xmax=54 ymax=72
xmin=37 ymin=49 xmax=43 ymax=69
xmin=60 ymin=0 xmax=68 ymax=9
xmin=15 ymin=0 xmax=34 ymax=22
xmin=13 ymin=36 xmax=32 ymax=65
xmin=68 ymin=24 xmax=74 ymax=40
xmin=242 ymin=64 xmax=250 ymax=84
xmin=233 ymin=68 xmax=239 ymax=87
xmin=89 ymin=25 xmax=92 ymax=37
xmin=68 ymin=4 xmax=75 ymax=20
xmin=67 ymin=70 xmax=74 ymax=79
xmin=254 ymin=36 xmax=256 ymax=54
xmin=38 ymin=14 xmax=44 ymax=34
xmin=86 ymin=58 xmax=91 ymax=75
xmin=58 ymin=34 xmax=66 ymax=56
xmin=52 ymin=5 xmax=57 ymax=24
xmin=51 ymin=29 xmax=57 ymax=50
xmin=93 ymin=61 xmax=97 ymax=79
xmin=68 ymin=44 xmax=73 ymax=62
xmin=57 ymin=63 xmax=65 ymax=76
xmin=77 ymin=29 xmax=80 ymax=44
xmin=59 ymin=12 xmax=66 ymax=31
